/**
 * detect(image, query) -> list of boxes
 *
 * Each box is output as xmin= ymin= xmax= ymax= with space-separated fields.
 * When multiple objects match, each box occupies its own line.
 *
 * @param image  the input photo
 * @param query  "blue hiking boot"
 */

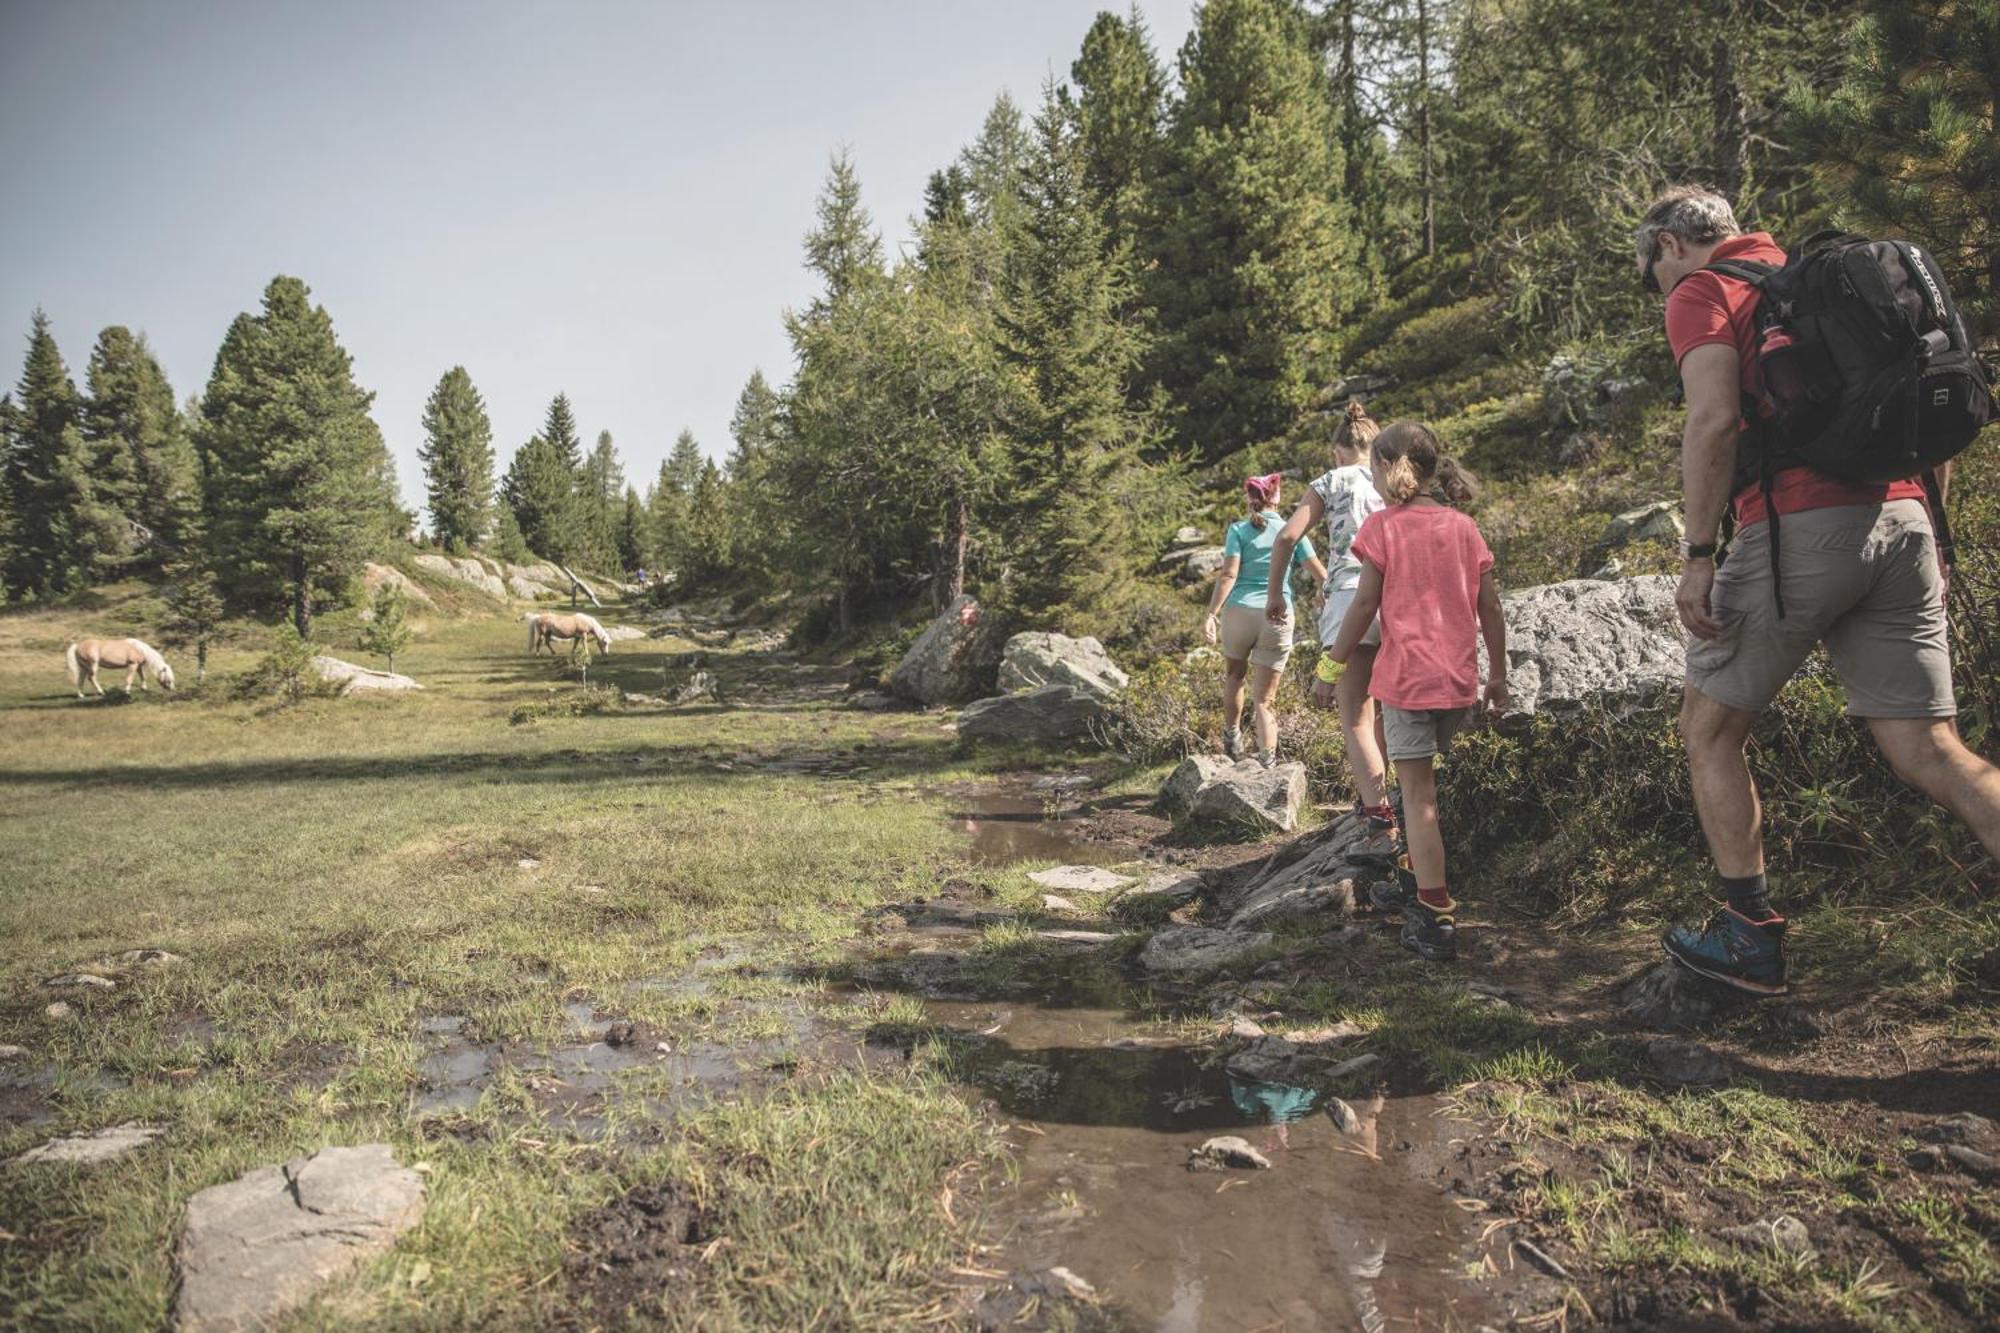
xmin=1662 ymin=908 xmax=1789 ymax=995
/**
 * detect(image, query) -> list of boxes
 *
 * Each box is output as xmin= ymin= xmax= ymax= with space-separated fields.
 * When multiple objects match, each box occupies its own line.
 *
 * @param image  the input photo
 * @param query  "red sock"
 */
xmin=1417 ymin=886 xmax=1454 ymax=912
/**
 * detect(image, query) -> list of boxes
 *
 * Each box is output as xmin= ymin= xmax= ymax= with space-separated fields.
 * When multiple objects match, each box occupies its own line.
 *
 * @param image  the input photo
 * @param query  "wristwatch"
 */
xmin=1679 ymin=539 xmax=1718 ymax=561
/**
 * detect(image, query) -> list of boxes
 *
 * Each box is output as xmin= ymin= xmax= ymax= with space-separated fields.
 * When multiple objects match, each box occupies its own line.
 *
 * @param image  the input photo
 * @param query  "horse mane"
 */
xmin=129 ymin=638 xmax=167 ymax=672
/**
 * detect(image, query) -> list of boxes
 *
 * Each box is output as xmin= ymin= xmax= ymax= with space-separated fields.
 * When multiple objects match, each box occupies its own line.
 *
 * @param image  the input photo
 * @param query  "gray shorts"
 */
xmin=1382 ymin=704 xmax=1473 ymax=761
xmin=1686 ymin=500 xmax=1954 ymax=718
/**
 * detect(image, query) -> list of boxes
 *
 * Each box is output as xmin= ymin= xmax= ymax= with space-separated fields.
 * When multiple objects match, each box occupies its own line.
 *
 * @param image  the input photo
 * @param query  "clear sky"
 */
xmin=0 ymin=0 xmax=1192 ymax=522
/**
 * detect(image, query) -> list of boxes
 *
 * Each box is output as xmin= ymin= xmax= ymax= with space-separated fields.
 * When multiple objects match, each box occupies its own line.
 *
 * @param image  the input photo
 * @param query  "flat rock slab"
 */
xmin=1028 ymin=866 xmax=1133 ymax=894
xmin=44 ymin=973 xmax=115 ymax=990
xmin=603 ymin=625 xmax=648 ymax=642
xmin=174 ymin=1143 xmax=426 ymax=1333
xmin=1137 ymin=925 xmax=1274 ymax=979
xmin=12 ymin=1121 xmax=163 ymax=1166
xmin=1035 ymin=929 xmax=1119 ymax=946
xmin=958 ymin=684 xmax=1112 ymax=746
xmin=310 ymin=655 xmax=423 ymax=695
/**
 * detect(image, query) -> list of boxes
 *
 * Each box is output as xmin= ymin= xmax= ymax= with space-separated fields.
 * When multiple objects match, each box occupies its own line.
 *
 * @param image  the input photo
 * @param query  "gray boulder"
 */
xmin=958 ymin=685 xmax=1110 ymax=747
xmin=1599 ymin=500 xmax=1683 ymax=551
xmin=310 ymin=656 xmax=423 ymax=695
xmin=174 ymin=1143 xmax=426 ymax=1333
xmin=994 ymin=632 xmax=1129 ymax=700
xmin=1160 ymin=756 xmax=1307 ymax=833
xmin=1170 ymin=525 xmax=1206 ymax=547
xmin=1486 ymin=575 xmax=1685 ymax=717
xmin=1137 ymin=925 xmax=1275 ymax=979
xmin=411 ymin=552 xmax=506 ymax=599
xmin=1158 ymin=545 xmax=1228 ymax=585
xmin=360 ymin=563 xmax=432 ymax=607
xmin=888 ymin=595 xmax=1003 ymax=705
xmin=1225 ymin=811 xmax=1387 ymax=928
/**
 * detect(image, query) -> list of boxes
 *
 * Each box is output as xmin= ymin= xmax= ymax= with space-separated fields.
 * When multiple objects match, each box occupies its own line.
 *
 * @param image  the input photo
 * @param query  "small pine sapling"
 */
xmin=359 ymin=581 xmax=415 ymax=673
xmin=160 ymin=556 xmax=225 ymax=685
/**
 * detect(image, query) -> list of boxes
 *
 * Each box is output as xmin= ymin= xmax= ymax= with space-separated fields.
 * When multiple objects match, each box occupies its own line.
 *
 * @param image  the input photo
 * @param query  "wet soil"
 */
xmin=560 ymin=1182 xmax=714 ymax=1324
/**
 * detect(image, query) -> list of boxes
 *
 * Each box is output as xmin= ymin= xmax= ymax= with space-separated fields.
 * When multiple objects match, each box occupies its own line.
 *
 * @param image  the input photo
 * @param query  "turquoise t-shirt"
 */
xmin=1223 ymin=512 xmax=1316 ymax=611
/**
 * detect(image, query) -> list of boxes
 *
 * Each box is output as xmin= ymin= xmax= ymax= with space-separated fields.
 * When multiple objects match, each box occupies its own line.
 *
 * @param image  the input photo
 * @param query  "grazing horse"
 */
xmin=66 ymin=638 xmax=176 ymax=698
xmin=526 ymin=611 xmax=612 ymax=660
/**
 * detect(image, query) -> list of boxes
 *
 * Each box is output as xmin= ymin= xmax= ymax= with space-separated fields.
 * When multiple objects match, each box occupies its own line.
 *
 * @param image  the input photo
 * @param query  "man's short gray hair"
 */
xmin=1635 ymin=186 xmax=1741 ymax=264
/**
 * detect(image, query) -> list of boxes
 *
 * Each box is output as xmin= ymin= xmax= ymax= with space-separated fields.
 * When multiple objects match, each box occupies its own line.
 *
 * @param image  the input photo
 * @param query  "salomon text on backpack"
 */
xmin=1705 ymin=231 xmax=1995 ymax=613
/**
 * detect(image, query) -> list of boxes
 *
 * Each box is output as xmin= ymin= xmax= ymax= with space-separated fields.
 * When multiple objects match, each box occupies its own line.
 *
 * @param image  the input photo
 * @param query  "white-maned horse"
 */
xmin=66 ymin=638 xmax=176 ymax=698
xmin=526 ymin=611 xmax=612 ymax=660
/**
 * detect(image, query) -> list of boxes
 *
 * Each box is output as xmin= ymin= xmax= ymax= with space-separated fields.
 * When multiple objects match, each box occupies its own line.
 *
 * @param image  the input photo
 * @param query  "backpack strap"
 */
xmin=1700 ymin=258 xmax=1778 ymax=286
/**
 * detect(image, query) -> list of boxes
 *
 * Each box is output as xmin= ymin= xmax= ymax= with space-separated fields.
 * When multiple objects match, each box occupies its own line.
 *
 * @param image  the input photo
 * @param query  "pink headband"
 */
xmin=1244 ymin=472 xmax=1283 ymax=506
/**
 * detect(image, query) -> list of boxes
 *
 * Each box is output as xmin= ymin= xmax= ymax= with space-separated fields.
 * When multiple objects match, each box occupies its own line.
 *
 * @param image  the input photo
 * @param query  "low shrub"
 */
xmin=508 ymin=684 xmax=623 ymax=725
xmin=230 ymin=625 xmax=339 ymax=704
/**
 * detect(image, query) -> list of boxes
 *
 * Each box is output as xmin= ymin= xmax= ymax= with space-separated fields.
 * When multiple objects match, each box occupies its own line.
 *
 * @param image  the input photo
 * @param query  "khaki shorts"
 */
xmin=1686 ymin=500 xmax=1954 ymax=718
xmin=1382 ymin=704 xmax=1473 ymax=761
xmin=1220 ymin=604 xmax=1294 ymax=669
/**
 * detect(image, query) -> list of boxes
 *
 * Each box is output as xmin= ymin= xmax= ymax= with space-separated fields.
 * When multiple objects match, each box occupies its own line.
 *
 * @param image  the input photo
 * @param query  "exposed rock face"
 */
xmin=1486 ymin=575 xmax=1685 ymax=717
xmin=888 ymin=595 xmax=1003 ymax=705
xmin=1170 ymin=525 xmax=1205 ymax=547
xmin=12 ymin=1121 xmax=162 ymax=1166
xmin=1159 ymin=756 xmax=1307 ymax=833
xmin=1158 ymin=546 xmax=1228 ymax=586
xmin=603 ymin=625 xmax=648 ymax=642
xmin=360 ymin=563 xmax=432 ymax=606
xmin=994 ymin=633 xmax=1129 ymax=701
xmin=310 ymin=656 xmax=423 ymax=695
xmin=174 ymin=1144 xmax=427 ymax=1333
xmin=958 ymin=685 xmax=1110 ymax=746
xmin=412 ymin=552 xmax=506 ymax=599
xmin=507 ymin=572 xmax=560 ymax=600
xmin=1136 ymin=925 xmax=1274 ymax=979
xmin=1225 ymin=812 xmax=1390 ymax=928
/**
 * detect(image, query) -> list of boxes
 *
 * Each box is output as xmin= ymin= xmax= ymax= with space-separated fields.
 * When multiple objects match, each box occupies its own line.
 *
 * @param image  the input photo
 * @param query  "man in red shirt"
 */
xmin=1640 ymin=185 xmax=2000 ymax=994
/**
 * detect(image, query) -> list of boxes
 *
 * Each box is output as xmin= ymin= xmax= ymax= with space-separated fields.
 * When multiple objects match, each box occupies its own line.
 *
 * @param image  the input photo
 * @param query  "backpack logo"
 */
xmin=1933 ymin=387 xmax=1952 ymax=407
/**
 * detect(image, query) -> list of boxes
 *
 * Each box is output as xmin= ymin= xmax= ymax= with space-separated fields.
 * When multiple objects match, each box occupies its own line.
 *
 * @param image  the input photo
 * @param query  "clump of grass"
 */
xmin=508 ymin=683 xmax=622 ymax=725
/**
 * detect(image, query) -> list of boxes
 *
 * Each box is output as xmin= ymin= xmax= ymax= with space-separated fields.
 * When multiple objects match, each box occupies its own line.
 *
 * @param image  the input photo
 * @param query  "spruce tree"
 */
xmin=1790 ymin=0 xmax=2000 ymax=338
xmin=1071 ymin=7 xmax=1168 ymax=258
xmin=541 ymin=392 xmax=583 ymax=474
xmin=1146 ymin=0 xmax=1355 ymax=460
xmin=492 ymin=502 xmax=531 ymax=562
xmin=724 ymin=370 xmax=784 ymax=579
xmin=665 ymin=428 xmax=704 ymax=497
xmin=3 ymin=311 xmax=108 ymax=597
xmin=581 ymin=430 xmax=624 ymax=567
xmin=500 ymin=434 xmax=574 ymax=561
xmin=680 ymin=459 xmax=733 ymax=588
xmin=417 ymin=366 xmax=494 ymax=553
xmin=648 ymin=457 xmax=688 ymax=577
xmin=160 ymin=551 xmax=225 ymax=684
xmin=617 ymin=486 xmax=648 ymax=572
xmin=197 ymin=278 xmax=401 ymax=637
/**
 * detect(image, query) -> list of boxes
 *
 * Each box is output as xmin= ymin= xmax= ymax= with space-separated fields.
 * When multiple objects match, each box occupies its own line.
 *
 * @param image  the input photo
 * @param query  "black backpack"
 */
xmin=1704 ymin=231 xmax=1994 ymax=614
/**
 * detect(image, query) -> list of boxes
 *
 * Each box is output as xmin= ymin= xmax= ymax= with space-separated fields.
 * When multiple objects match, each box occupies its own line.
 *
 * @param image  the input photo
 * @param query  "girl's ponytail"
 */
xmin=1372 ymin=421 xmax=1477 ymax=506
xmin=1332 ymin=398 xmax=1381 ymax=453
xmin=1380 ymin=455 xmax=1421 ymax=504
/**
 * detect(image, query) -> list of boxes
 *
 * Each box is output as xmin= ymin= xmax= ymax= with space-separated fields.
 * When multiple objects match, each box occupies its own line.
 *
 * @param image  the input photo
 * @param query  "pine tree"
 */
xmin=358 ymin=581 xmax=414 ymax=672
xmin=417 ymin=366 xmax=494 ymax=553
xmin=197 ymin=278 xmax=402 ymax=637
xmin=492 ymin=501 xmax=531 ymax=562
xmin=648 ymin=457 xmax=688 ymax=577
xmin=500 ymin=434 xmax=574 ymax=561
xmin=679 ymin=459 xmax=733 ymax=588
xmin=617 ymin=486 xmax=648 ymax=571
xmin=1790 ymin=0 xmax=2000 ymax=339
xmin=997 ymin=81 xmax=1151 ymax=619
xmin=665 ymin=429 xmax=704 ymax=497
xmin=1071 ymin=7 xmax=1168 ymax=258
xmin=581 ymin=430 xmax=624 ymax=568
xmin=3 ymin=311 xmax=108 ymax=597
xmin=160 ymin=551 xmax=225 ymax=684
xmin=1146 ymin=0 xmax=1356 ymax=461
xmin=541 ymin=392 xmax=583 ymax=474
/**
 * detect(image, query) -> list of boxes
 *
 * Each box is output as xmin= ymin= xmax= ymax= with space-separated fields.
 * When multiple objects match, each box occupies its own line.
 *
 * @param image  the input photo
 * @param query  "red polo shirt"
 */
xmin=1665 ymin=232 xmax=1925 ymax=527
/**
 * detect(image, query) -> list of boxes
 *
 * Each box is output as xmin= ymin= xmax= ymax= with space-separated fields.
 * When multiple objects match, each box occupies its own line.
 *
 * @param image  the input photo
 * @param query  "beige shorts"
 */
xmin=1382 ymin=704 xmax=1473 ymax=761
xmin=1220 ymin=604 xmax=1294 ymax=669
xmin=1686 ymin=500 xmax=1954 ymax=718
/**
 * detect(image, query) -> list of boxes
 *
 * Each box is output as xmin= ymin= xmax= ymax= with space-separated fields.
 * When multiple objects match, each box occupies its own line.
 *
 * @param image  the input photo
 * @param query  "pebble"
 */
xmin=114 ymin=949 xmax=182 ymax=966
xmin=1041 ymin=894 xmax=1080 ymax=912
xmin=1188 ymin=1135 xmax=1271 ymax=1171
xmin=1326 ymin=1096 xmax=1362 ymax=1135
xmin=45 ymin=1002 xmax=73 ymax=1019
xmin=1945 ymin=1144 xmax=2000 ymax=1182
xmin=0 ymin=1045 xmax=24 ymax=1062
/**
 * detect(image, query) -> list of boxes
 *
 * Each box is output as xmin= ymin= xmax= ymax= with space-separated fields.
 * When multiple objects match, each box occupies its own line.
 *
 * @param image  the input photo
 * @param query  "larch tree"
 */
xmin=197 ymin=277 xmax=402 ymax=637
xmin=417 ymin=366 xmax=494 ymax=553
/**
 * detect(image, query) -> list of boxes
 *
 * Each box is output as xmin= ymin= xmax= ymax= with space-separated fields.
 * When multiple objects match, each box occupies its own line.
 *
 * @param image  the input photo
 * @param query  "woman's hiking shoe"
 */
xmin=1222 ymin=729 xmax=1243 ymax=760
xmin=1662 ymin=908 xmax=1789 ymax=995
xmin=1368 ymin=859 xmax=1417 ymax=913
xmin=1400 ymin=901 xmax=1456 ymax=962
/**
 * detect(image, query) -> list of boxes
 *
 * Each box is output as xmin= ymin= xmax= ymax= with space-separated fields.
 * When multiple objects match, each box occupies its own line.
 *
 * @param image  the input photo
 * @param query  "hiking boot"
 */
xmin=1367 ymin=857 xmax=1418 ymax=913
xmin=1350 ymin=801 xmax=1401 ymax=866
xmin=1662 ymin=908 xmax=1789 ymax=995
xmin=1221 ymin=729 xmax=1244 ymax=761
xmin=1400 ymin=900 xmax=1456 ymax=962
xmin=1256 ymin=749 xmax=1278 ymax=769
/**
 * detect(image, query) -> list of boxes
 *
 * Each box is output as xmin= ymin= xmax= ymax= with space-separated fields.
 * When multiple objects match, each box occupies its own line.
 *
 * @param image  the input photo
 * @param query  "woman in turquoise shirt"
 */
xmin=1202 ymin=473 xmax=1328 ymax=765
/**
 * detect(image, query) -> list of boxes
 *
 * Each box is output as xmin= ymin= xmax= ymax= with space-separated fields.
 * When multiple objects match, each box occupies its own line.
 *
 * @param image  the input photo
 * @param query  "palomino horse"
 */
xmin=526 ymin=611 xmax=612 ymax=660
xmin=66 ymin=638 xmax=176 ymax=698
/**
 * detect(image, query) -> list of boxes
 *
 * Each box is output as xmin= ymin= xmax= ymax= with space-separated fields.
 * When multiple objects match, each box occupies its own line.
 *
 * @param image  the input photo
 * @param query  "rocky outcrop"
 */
xmin=1136 ymin=925 xmax=1274 ymax=979
xmin=173 ymin=1144 xmax=427 ymax=1332
xmin=1486 ymin=575 xmax=1684 ymax=717
xmin=995 ymin=633 xmax=1128 ymax=700
xmin=1158 ymin=546 xmax=1228 ymax=586
xmin=1224 ymin=811 xmax=1392 ymax=929
xmin=361 ymin=563 xmax=432 ymax=606
xmin=958 ymin=685 xmax=1109 ymax=746
xmin=409 ymin=552 xmax=592 ymax=603
xmin=412 ymin=552 xmax=506 ymax=599
xmin=310 ymin=656 xmax=423 ymax=695
xmin=888 ymin=595 xmax=1003 ymax=705
xmin=1159 ymin=756 xmax=1307 ymax=833
xmin=603 ymin=625 xmax=648 ymax=642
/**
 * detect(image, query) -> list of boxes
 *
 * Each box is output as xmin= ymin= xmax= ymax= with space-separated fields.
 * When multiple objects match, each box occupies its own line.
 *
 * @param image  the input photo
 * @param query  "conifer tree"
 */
xmin=679 ymin=459 xmax=733 ymax=588
xmin=160 ymin=551 xmax=225 ymax=684
xmin=541 ymin=392 xmax=583 ymax=474
xmin=617 ymin=486 xmax=647 ymax=571
xmin=492 ymin=502 xmax=531 ymax=562
xmin=1146 ymin=0 xmax=1355 ymax=460
xmin=725 ymin=370 xmax=784 ymax=579
xmin=197 ymin=278 xmax=401 ymax=637
xmin=85 ymin=328 xmax=200 ymax=558
xmin=1790 ymin=0 xmax=2000 ymax=338
xmin=664 ymin=428 xmax=704 ymax=497
xmin=648 ymin=456 xmax=687 ymax=576
xmin=358 ymin=581 xmax=414 ymax=672
xmin=800 ymin=151 xmax=886 ymax=324
xmin=3 ymin=311 xmax=108 ymax=597
xmin=417 ymin=366 xmax=494 ymax=553
xmin=1071 ymin=7 xmax=1168 ymax=258
xmin=500 ymin=434 xmax=574 ymax=561
xmin=581 ymin=430 xmax=624 ymax=566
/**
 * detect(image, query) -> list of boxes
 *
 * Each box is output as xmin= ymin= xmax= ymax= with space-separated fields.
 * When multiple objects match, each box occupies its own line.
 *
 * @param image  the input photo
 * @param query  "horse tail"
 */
xmin=65 ymin=642 xmax=81 ymax=689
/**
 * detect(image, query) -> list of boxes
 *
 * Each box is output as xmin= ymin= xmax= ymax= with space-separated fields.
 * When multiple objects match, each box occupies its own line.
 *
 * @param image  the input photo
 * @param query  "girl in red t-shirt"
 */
xmin=1324 ymin=422 xmax=1509 ymax=963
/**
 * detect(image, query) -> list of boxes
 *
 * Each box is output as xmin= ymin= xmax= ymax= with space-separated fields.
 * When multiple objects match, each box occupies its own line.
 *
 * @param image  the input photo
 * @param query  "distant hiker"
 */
xmin=1203 ymin=473 xmax=1327 ymax=766
xmin=1269 ymin=399 xmax=1391 ymax=835
xmin=66 ymin=637 xmax=176 ymax=698
xmin=1640 ymin=184 xmax=2000 ymax=995
xmin=1316 ymin=423 xmax=1505 ymax=963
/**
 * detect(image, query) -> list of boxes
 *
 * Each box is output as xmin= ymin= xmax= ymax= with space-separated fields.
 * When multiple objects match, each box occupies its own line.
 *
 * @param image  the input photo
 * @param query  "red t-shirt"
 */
xmin=1664 ymin=232 xmax=1925 ymax=527
xmin=1351 ymin=504 xmax=1494 ymax=711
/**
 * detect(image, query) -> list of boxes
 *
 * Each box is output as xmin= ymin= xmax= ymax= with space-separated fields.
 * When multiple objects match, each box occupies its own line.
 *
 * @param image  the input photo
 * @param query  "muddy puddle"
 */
xmin=927 ymin=998 xmax=1498 ymax=1330
xmin=942 ymin=788 xmax=1123 ymax=868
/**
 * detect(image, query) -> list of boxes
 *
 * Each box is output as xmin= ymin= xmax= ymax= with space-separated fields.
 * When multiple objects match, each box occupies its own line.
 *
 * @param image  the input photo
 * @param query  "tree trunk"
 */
xmin=1417 ymin=0 xmax=1435 ymax=259
xmin=291 ymin=554 xmax=310 ymax=640
xmin=837 ymin=583 xmax=852 ymax=635
xmin=943 ymin=489 xmax=969 ymax=605
xmin=196 ymin=641 xmax=208 ymax=684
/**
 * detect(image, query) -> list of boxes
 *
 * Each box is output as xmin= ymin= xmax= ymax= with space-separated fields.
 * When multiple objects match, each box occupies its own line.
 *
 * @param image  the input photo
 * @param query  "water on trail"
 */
xmin=921 ymin=785 xmax=1498 ymax=1330
xmin=942 ymin=789 xmax=1124 ymax=868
